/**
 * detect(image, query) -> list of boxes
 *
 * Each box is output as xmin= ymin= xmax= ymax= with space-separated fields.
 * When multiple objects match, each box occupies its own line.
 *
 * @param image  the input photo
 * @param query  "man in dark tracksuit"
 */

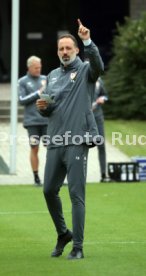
xmin=92 ymin=78 xmax=109 ymax=182
xmin=36 ymin=19 xmax=104 ymax=259
xmin=18 ymin=56 xmax=48 ymax=185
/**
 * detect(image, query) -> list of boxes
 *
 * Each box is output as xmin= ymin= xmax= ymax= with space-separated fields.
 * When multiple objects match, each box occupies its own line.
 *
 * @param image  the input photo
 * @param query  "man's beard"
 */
xmin=59 ymin=53 xmax=76 ymax=66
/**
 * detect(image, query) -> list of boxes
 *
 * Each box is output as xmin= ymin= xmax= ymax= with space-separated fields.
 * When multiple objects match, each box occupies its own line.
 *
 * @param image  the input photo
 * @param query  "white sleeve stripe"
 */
xmin=19 ymin=91 xmax=39 ymax=101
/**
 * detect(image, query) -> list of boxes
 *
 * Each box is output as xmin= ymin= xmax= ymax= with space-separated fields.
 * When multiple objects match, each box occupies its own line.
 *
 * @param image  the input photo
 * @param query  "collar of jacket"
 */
xmin=60 ymin=56 xmax=82 ymax=71
xmin=27 ymin=72 xmax=39 ymax=79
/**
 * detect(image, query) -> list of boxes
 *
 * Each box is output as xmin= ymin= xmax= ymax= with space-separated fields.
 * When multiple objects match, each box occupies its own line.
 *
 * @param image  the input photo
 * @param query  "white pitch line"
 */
xmin=84 ymin=241 xmax=146 ymax=245
xmin=0 ymin=211 xmax=146 ymax=245
xmin=0 ymin=211 xmax=48 ymax=215
xmin=0 ymin=210 xmax=70 ymax=215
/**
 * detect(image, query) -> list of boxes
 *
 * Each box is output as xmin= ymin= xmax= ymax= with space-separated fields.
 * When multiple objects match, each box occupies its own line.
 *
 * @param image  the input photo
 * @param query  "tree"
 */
xmin=104 ymin=12 xmax=146 ymax=119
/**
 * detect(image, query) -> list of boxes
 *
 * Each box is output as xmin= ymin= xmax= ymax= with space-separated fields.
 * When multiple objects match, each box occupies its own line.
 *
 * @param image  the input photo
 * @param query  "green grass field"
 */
xmin=105 ymin=120 xmax=146 ymax=157
xmin=0 ymin=184 xmax=146 ymax=276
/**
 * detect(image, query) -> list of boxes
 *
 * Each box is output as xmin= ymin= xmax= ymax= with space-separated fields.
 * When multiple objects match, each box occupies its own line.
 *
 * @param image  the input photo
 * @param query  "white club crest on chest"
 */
xmin=27 ymin=81 xmax=33 ymax=88
xmin=70 ymin=72 xmax=77 ymax=82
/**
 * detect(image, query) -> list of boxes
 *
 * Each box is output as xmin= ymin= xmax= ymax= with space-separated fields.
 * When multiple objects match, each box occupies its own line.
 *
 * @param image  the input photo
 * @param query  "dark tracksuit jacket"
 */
xmin=40 ymin=41 xmax=104 ymax=249
xmin=40 ymin=42 xmax=104 ymax=147
xmin=18 ymin=73 xmax=48 ymax=127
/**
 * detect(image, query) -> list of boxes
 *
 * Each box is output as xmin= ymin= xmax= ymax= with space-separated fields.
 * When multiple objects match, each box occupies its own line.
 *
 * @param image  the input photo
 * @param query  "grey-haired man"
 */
xmin=18 ymin=56 xmax=48 ymax=185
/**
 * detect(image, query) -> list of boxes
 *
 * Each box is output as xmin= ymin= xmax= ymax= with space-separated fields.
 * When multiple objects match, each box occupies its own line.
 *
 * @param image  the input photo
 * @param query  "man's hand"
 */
xmin=96 ymin=96 xmax=105 ymax=105
xmin=36 ymin=99 xmax=49 ymax=110
xmin=38 ymin=87 xmax=44 ymax=96
xmin=77 ymin=18 xmax=90 ymax=41
xmin=38 ymin=79 xmax=47 ymax=95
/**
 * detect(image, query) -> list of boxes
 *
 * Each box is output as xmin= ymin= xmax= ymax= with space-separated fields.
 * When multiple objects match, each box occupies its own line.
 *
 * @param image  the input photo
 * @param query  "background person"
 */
xmin=92 ymin=77 xmax=110 ymax=182
xmin=36 ymin=19 xmax=104 ymax=259
xmin=18 ymin=55 xmax=48 ymax=186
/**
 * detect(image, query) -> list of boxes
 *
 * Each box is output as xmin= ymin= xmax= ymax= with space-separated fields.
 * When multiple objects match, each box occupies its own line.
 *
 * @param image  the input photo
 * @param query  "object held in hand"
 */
xmin=40 ymin=94 xmax=55 ymax=104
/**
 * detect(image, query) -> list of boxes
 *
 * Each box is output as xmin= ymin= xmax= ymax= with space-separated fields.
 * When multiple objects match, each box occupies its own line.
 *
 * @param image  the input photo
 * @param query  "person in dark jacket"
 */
xmin=18 ymin=56 xmax=48 ymax=186
xmin=92 ymin=77 xmax=110 ymax=182
xmin=36 ymin=19 xmax=104 ymax=259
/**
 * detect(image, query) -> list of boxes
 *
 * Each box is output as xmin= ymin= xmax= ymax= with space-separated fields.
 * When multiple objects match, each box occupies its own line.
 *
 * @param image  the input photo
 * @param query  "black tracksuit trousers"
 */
xmin=43 ymin=144 xmax=88 ymax=249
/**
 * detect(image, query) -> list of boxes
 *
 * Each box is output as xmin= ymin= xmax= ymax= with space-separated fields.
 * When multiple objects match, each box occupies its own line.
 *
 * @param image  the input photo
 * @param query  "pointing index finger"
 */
xmin=77 ymin=18 xmax=82 ymax=27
